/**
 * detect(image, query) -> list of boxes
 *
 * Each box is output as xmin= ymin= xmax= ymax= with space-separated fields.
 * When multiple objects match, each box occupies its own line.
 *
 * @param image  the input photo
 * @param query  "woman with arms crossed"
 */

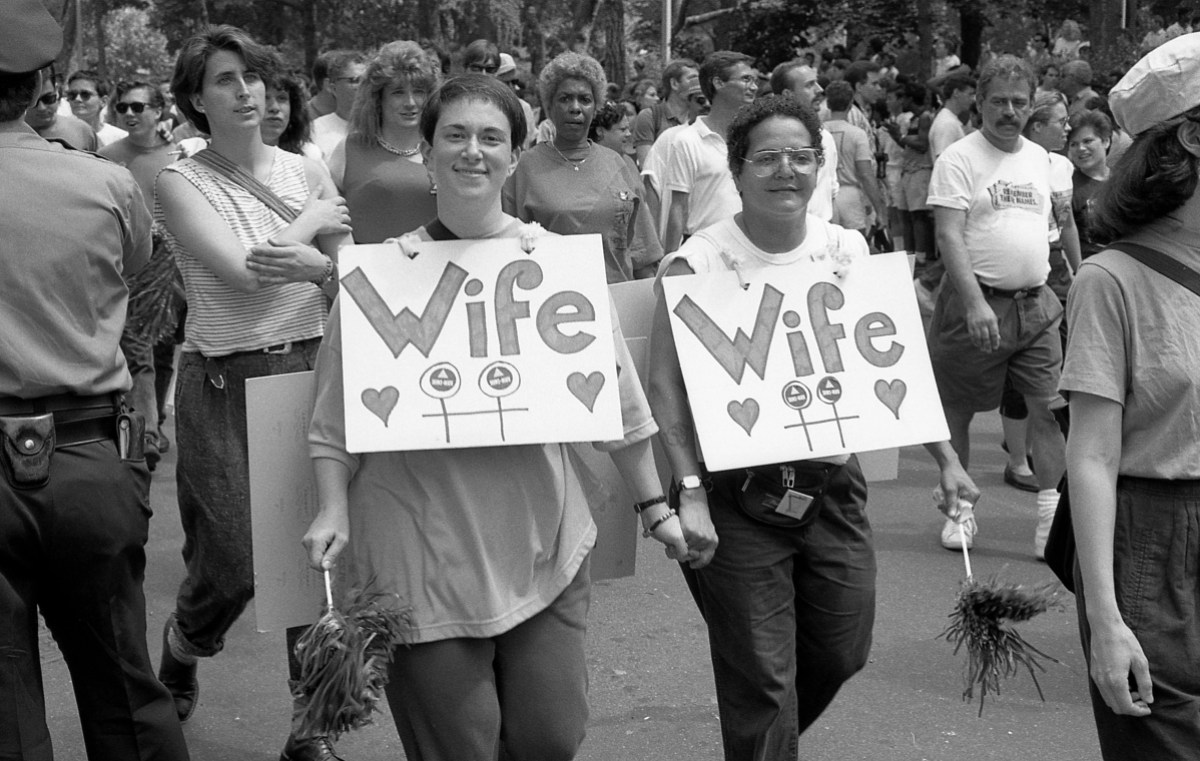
xmin=153 ymin=25 xmax=351 ymax=761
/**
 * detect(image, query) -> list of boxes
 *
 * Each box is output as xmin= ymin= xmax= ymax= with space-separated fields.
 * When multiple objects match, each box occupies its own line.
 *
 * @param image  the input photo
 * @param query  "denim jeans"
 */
xmin=1076 ymin=476 xmax=1200 ymax=759
xmin=170 ymin=339 xmax=319 ymax=657
xmin=682 ymin=457 xmax=875 ymax=761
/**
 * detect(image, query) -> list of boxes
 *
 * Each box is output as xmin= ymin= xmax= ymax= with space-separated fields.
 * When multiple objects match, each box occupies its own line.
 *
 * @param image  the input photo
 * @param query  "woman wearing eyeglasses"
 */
xmin=503 ymin=51 xmax=661 ymax=282
xmin=649 ymin=94 xmax=976 ymax=759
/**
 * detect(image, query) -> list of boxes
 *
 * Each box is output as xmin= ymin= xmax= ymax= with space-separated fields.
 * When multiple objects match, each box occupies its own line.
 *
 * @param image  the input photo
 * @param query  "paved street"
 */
xmin=42 ymin=412 xmax=1102 ymax=760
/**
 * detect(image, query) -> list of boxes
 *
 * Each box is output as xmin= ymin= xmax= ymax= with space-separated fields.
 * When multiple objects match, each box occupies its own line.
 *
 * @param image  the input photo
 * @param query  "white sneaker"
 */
xmin=941 ymin=516 xmax=976 ymax=551
xmin=1034 ymin=500 xmax=1057 ymax=560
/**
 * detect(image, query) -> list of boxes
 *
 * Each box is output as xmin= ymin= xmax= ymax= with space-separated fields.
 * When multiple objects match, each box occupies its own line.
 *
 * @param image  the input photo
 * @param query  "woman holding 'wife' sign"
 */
xmin=303 ymin=74 xmax=686 ymax=760
xmin=649 ymin=93 xmax=979 ymax=760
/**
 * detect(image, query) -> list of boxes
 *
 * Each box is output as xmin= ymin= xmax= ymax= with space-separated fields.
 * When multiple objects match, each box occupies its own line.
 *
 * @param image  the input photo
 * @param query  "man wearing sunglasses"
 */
xmin=24 ymin=68 xmax=98 ymax=151
xmin=65 ymin=69 xmax=126 ymax=147
xmin=311 ymin=49 xmax=365 ymax=158
xmin=0 ymin=1 xmax=189 ymax=758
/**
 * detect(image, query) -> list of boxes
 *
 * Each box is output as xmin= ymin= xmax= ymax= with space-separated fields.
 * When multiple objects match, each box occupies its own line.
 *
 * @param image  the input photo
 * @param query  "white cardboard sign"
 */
xmin=338 ymin=235 xmax=622 ymax=453
xmin=661 ymin=252 xmax=948 ymax=471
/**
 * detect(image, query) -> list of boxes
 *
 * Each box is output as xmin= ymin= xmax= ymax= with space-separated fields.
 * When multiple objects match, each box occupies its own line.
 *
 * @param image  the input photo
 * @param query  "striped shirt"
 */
xmin=157 ymin=148 xmax=326 ymax=356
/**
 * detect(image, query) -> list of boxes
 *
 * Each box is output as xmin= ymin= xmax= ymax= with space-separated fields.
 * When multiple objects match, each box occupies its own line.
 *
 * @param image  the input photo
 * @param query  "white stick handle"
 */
xmin=959 ymin=522 xmax=973 ymax=579
xmin=323 ymin=567 xmax=334 ymax=611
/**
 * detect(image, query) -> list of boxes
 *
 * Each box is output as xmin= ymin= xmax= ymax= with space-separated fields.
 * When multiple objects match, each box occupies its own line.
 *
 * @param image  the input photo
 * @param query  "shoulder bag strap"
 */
xmin=191 ymin=148 xmax=300 ymax=224
xmin=1108 ymin=240 xmax=1200 ymax=298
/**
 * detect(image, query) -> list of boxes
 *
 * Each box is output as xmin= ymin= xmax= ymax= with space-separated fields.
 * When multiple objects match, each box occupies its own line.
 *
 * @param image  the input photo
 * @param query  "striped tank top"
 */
xmin=156 ymin=147 xmax=326 ymax=356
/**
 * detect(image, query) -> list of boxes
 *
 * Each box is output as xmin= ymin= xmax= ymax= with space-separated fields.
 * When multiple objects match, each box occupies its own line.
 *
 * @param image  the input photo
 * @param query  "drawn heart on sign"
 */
xmin=362 ymin=386 xmax=400 ymax=426
xmin=727 ymin=399 xmax=759 ymax=435
xmin=874 ymin=379 xmax=906 ymax=419
xmin=567 ymin=371 xmax=605 ymax=412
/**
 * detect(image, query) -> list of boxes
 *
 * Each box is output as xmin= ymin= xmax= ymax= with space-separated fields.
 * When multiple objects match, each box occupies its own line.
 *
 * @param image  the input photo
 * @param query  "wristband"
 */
xmin=311 ymin=255 xmax=335 ymax=286
xmin=633 ymin=494 xmax=667 ymax=514
xmin=642 ymin=508 xmax=677 ymax=538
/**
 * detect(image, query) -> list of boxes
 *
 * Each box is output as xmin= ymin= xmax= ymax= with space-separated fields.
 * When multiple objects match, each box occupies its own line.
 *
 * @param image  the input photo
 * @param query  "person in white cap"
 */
xmin=1061 ymin=32 xmax=1200 ymax=759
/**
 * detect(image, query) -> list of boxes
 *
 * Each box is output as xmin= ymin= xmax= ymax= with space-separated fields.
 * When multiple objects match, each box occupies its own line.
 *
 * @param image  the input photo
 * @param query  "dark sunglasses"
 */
xmin=66 ymin=89 xmax=97 ymax=102
xmin=36 ymin=90 xmax=60 ymax=107
xmin=467 ymin=63 xmax=499 ymax=74
xmin=115 ymin=101 xmax=153 ymax=114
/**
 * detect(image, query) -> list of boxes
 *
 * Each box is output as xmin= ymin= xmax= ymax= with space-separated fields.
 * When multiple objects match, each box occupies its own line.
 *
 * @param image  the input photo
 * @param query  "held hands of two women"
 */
xmin=672 ymin=489 xmax=719 ymax=569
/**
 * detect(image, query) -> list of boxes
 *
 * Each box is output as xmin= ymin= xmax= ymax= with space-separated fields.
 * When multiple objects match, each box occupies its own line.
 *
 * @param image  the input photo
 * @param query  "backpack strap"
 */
xmin=1108 ymin=240 xmax=1200 ymax=298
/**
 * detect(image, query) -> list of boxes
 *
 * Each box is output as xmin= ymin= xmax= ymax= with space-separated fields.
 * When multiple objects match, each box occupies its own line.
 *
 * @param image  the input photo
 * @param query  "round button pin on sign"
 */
xmin=420 ymin=362 xmax=461 ymax=399
xmin=479 ymin=361 xmax=521 ymax=398
xmin=816 ymin=376 xmax=843 ymax=404
xmin=781 ymin=380 xmax=812 ymax=410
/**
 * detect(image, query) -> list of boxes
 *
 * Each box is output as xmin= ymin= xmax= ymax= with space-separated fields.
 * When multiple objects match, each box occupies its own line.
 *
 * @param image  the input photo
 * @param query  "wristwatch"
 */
xmin=678 ymin=475 xmax=703 ymax=491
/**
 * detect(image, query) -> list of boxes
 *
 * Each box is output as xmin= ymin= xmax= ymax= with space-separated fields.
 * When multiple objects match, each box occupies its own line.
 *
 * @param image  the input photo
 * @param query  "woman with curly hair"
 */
xmin=327 ymin=39 xmax=441 ymax=242
xmin=649 ymin=93 xmax=976 ymax=760
xmin=588 ymin=99 xmax=636 ymax=168
xmin=261 ymin=71 xmax=319 ymax=159
xmin=503 ymin=51 xmax=661 ymax=282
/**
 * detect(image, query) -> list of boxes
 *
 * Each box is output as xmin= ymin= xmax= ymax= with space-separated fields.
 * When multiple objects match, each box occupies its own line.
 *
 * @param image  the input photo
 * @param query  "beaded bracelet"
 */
xmin=642 ymin=508 xmax=678 ymax=538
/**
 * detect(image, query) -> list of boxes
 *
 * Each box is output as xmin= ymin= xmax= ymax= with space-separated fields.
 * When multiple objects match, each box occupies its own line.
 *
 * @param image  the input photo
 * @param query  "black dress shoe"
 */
xmin=157 ymin=616 xmax=199 ymax=722
xmin=280 ymin=735 xmax=344 ymax=761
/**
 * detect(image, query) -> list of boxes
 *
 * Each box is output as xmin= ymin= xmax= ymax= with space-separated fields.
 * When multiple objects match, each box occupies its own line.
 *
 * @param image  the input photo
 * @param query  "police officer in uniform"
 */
xmin=0 ymin=1 xmax=189 ymax=758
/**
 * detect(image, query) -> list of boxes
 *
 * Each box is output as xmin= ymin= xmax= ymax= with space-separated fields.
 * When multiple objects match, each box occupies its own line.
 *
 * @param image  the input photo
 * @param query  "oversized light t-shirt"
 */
xmin=926 ymin=131 xmax=1051 ymax=290
xmin=308 ymin=220 xmax=658 ymax=643
xmin=1060 ymin=219 xmax=1200 ymax=479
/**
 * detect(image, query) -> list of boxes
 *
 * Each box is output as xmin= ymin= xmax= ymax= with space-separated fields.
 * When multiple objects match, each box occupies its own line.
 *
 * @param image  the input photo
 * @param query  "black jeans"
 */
xmin=682 ymin=457 xmax=875 ymax=761
xmin=0 ymin=439 xmax=188 ymax=761
xmin=1076 ymin=476 xmax=1200 ymax=759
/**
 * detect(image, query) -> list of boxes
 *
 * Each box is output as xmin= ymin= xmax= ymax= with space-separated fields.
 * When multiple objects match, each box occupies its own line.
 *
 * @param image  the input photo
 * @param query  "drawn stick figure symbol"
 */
xmin=781 ymin=380 xmax=814 ymax=450
xmin=479 ymin=361 xmax=521 ymax=441
xmin=420 ymin=362 xmax=461 ymax=443
xmin=816 ymin=376 xmax=846 ymax=447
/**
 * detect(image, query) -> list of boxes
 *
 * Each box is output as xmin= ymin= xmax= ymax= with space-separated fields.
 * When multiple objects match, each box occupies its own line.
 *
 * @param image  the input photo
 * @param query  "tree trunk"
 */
xmin=302 ymin=0 xmax=317 ymax=74
xmin=915 ymin=0 xmax=933 ymax=82
xmin=958 ymin=0 xmax=985 ymax=72
xmin=92 ymin=0 xmax=108 ymax=78
xmin=1089 ymin=0 xmax=1124 ymax=63
xmin=595 ymin=0 xmax=626 ymax=86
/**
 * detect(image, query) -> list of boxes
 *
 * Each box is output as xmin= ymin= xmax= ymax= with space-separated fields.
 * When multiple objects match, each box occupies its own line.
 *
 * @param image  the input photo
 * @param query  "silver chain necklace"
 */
xmin=549 ymin=139 xmax=592 ymax=171
xmin=378 ymin=137 xmax=421 ymax=157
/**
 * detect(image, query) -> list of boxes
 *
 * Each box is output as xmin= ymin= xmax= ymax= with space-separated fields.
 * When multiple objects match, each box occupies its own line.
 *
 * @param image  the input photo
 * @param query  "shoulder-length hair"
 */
xmin=1093 ymin=106 xmax=1200 ymax=240
xmin=270 ymin=72 xmax=311 ymax=155
xmin=349 ymin=40 xmax=441 ymax=146
xmin=171 ymin=25 xmax=281 ymax=136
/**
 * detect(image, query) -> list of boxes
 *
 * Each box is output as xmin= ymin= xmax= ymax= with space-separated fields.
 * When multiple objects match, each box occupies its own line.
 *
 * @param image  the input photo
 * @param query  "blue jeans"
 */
xmin=682 ymin=457 xmax=875 ymax=761
xmin=170 ymin=340 xmax=319 ymax=657
xmin=1076 ymin=476 xmax=1200 ymax=759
